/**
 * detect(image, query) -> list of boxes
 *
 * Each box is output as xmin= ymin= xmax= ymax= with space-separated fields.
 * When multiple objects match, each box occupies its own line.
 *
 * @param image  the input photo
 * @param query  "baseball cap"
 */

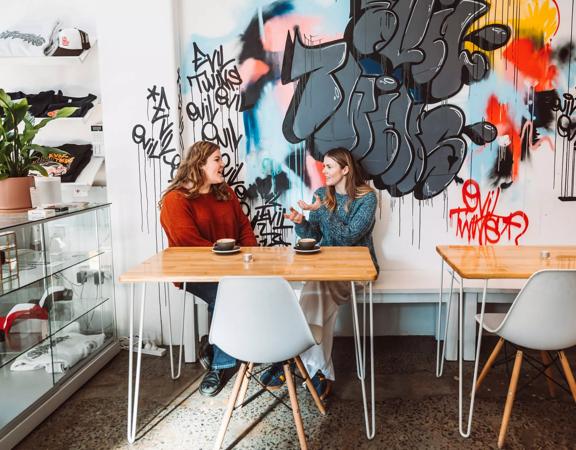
xmin=50 ymin=28 xmax=90 ymax=56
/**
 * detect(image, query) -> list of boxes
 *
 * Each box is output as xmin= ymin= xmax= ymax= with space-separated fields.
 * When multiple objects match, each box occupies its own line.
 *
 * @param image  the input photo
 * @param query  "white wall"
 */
xmin=97 ymin=0 xmax=187 ymax=341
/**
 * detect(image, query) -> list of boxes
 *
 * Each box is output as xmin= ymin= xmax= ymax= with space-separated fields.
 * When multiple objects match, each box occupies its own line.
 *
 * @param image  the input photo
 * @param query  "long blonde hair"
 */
xmin=159 ymin=141 xmax=230 ymax=207
xmin=323 ymin=148 xmax=373 ymax=212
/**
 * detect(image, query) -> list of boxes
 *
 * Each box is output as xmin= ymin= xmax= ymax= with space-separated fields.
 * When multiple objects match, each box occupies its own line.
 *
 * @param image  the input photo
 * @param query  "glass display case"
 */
xmin=0 ymin=203 xmax=117 ymax=445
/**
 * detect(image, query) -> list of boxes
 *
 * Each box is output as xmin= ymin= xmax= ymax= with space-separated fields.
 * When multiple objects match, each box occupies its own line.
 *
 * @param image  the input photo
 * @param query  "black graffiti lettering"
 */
xmin=192 ymin=43 xmax=227 ymax=74
xmin=160 ymin=120 xmax=174 ymax=151
xmin=222 ymin=155 xmax=244 ymax=187
xmin=132 ymin=124 xmax=147 ymax=145
xmin=146 ymin=139 xmax=159 ymax=157
xmin=163 ymin=151 xmax=181 ymax=180
xmin=227 ymin=65 xmax=242 ymax=86
xmin=189 ymin=44 xmax=241 ymax=94
xmin=201 ymin=118 xmax=243 ymax=152
xmin=150 ymin=87 xmax=170 ymax=123
xmin=146 ymin=85 xmax=160 ymax=103
xmin=282 ymin=1 xmax=508 ymax=199
xmin=557 ymin=114 xmax=576 ymax=140
xmin=132 ymin=124 xmax=160 ymax=156
xmin=186 ymin=97 xmax=219 ymax=124
xmin=133 ymin=85 xmax=177 ymax=176
xmin=187 ymin=43 xmax=243 ymax=154
xmin=251 ymin=195 xmax=292 ymax=247
xmin=215 ymin=86 xmax=240 ymax=110
xmin=553 ymin=93 xmax=576 ymax=142
xmin=187 ymin=71 xmax=217 ymax=93
xmin=552 ymin=92 xmax=576 ymax=116
xmin=553 ymin=90 xmax=576 ymax=200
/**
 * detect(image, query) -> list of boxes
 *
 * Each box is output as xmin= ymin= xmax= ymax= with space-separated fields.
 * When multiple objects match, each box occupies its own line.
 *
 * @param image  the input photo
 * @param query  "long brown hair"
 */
xmin=323 ymin=148 xmax=373 ymax=212
xmin=159 ymin=141 xmax=230 ymax=207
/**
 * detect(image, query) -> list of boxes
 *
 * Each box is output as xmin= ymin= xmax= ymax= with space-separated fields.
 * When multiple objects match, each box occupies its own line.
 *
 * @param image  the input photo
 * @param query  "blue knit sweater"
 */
xmin=295 ymin=187 xmax=379 ymax=272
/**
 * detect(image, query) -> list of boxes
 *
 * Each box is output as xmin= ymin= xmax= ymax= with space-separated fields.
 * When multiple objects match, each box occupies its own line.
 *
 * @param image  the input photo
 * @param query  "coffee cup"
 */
xmin=297 ymin=238 xmax=317 ymax=250
xmin=215 ymin=238 xmax=236 ymax=251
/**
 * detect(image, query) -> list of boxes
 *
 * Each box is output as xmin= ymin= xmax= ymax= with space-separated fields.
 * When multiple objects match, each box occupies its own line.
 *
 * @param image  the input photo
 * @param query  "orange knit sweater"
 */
xmin=160 ymin=187 xmax=257 ymax=247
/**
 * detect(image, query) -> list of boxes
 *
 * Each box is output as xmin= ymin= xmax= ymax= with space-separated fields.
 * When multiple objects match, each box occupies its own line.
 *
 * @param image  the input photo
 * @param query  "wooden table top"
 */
xmin=119 ymin=246 xmax=378 ymax=283
xmin=436 ymin=245 xmax=576 ymax=279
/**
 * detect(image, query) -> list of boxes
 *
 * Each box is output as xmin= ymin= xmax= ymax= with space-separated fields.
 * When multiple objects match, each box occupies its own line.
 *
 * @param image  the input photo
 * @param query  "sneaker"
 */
xmin=310 ymin=370 xmax=332 ymax=400
xmin=260 ymin=362 xmax=293 ymax=390
xmin=198 ymin=335 xmax=212 ymax=370
xmin=199 ymin=369 xmax=227 ymax=397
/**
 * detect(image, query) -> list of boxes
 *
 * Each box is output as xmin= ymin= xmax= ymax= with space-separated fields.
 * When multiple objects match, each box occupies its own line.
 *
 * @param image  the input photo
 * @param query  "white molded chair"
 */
xmin=209 ymin=276 xmax=325 ymax=450
xmin=475 ymin=270 xmax=576 ymax=448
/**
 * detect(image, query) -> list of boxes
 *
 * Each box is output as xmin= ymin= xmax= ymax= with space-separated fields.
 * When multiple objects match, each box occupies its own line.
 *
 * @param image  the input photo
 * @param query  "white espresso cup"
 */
xmin=215 ymin=238 xmax=236 ymax=251
xmin=297 ymin=238 xmax=317 ymax=250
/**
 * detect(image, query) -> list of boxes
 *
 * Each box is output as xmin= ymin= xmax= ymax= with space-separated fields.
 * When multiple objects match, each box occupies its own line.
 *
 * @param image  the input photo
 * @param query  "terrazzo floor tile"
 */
xmin=14 ymin=336 xmax=576 ymax=450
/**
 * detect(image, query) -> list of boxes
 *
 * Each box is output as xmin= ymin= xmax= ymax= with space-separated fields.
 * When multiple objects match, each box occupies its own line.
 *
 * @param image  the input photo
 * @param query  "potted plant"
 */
xmin=0 ymin=89 xmax=76 ymax=210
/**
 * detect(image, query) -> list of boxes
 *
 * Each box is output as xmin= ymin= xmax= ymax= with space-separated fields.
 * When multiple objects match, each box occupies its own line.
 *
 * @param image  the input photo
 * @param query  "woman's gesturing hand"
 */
xmin=284 ymin=207 xmax=304 ymax=224
xmin=297 ymin=194 xmax=322 ymax=211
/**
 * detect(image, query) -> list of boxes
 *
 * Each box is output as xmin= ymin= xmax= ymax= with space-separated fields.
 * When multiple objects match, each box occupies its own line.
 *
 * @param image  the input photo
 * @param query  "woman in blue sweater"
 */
xmin=261 ymin=148 xmax=379 ymax=400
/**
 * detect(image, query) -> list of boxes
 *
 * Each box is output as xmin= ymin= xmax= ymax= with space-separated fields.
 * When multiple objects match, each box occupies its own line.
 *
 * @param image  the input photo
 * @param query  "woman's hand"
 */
xmin=297 ymin=194 xmax=322 ymax=212
xmin=284 ymin=207 xmax=304 ymax=224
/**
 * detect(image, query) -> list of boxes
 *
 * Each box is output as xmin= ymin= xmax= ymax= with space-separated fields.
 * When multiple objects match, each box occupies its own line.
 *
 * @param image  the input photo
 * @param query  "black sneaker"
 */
xmin=309 ymin=370 xmax=332 ymax=400
xmin=260 ymin=362 xmax=295 ymax=390
xmin=260 ymin=363 xmax=285 ymax=390
xmin=199 ymin=369 xmax=227 ymax=397
xmin=198 ymin=335 xmax=212 ymax=370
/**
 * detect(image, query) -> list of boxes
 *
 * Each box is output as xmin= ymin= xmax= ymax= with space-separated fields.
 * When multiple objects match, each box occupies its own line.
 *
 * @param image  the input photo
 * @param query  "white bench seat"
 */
xmin=352 ymin=270 xmax=524 ymax=361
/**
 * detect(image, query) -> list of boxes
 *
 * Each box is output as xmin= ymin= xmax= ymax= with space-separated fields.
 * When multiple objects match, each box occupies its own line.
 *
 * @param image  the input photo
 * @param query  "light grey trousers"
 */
xmin=299 ymin=281 xmax=352 ymax=381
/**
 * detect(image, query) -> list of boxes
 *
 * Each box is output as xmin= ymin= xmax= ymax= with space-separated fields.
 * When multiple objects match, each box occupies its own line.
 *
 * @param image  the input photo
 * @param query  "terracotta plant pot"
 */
xmin=0 ymin=176 xmax=34 ymax=211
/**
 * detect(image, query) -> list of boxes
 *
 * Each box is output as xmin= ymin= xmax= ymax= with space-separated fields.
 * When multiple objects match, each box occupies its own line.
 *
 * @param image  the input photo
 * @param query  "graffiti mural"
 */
xmin=179 ymin=0 xmax=575 ymax=248
xmin=282 ymin=0 xmax=508 ymax=200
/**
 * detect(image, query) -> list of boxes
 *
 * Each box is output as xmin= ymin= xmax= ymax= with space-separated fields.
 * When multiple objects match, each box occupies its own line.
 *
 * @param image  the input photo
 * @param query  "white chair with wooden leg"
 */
xmin=209 ymin=276 xmax=326 ymax=450
xmin=474 ymin=269 xmax=576 ymax=449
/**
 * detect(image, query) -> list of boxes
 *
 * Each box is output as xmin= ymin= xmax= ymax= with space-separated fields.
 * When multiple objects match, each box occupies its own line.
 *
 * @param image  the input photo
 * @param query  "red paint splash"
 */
xmin=238 ymin=58 xmax=270 ymax=88
xmin=485 ymin=95 xmax=521 ymax=180
xmin=306 ymin=155 xmax=325 ymax=191
xmin=502 ymin=38 xmax=557 ymax=91
xmin=449 ymin=179 xmax=529 ymax=245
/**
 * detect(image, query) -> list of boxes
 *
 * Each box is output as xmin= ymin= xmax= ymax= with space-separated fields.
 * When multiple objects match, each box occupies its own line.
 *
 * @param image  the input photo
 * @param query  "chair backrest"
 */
xmin=496 ymin=270 xmax=576 ymax=351
xmin=209 ymin=276 xmax=317 ymax=364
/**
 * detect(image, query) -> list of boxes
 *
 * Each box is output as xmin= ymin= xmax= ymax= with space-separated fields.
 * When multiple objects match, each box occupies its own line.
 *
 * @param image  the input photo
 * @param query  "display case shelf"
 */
xmin=0 ymin=296 xmax=111 ymax=371
xmin=1 ymin=250 xmax=105 ymax=297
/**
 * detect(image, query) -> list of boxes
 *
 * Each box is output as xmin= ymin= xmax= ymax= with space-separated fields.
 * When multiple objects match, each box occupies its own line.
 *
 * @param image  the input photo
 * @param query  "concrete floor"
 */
xmin=15 ymin=336 xmax=576 ymax=449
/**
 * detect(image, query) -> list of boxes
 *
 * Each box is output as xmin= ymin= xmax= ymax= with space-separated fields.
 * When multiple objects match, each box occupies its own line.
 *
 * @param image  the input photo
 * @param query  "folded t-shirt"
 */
xmin=0 ymin=19 xmax=60 ymax=57
xmin=31 ymin=143 xmax=93 ymax=182
xmin=10 ymin=331 xmax=105 ymax=373
xmin=6 ymin=91 xmax=97 ymax=118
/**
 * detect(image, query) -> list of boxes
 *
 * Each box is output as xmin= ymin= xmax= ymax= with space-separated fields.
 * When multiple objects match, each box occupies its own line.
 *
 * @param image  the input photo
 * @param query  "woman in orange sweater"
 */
xmin=160 ymin=140 xmax=257 ymax=396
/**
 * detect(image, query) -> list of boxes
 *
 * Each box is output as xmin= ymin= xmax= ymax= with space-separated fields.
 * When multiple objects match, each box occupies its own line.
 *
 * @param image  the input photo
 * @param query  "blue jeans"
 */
xmin=183 ymin=282 xmax=236 ymax=370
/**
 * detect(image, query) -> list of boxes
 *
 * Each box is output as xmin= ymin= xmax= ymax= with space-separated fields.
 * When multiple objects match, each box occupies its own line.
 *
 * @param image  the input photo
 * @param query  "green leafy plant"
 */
xmin=0 ymin=89 xmax=76 ymax=180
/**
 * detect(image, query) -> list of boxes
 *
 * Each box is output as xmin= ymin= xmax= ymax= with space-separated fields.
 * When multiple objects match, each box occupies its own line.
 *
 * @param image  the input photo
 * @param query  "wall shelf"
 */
xmin=34 ymin=103 xmax=101 ymax=126
xmin=0 ymin=41 xmax=97 ymax=66
xmin=66 ymin=156 xmax=104 ymax=187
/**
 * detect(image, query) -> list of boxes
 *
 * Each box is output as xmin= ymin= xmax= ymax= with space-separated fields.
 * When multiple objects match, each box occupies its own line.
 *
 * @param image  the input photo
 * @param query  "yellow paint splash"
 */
xmin=519 ymin=0 xmax=559 ymax=42
xmin=464 ymin=0 xmax=559 ymax=54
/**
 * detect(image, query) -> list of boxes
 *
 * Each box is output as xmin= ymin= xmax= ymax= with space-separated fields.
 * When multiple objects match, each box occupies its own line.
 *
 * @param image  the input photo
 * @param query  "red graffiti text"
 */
xmin=449 ymin=180 xmax=529 ymax=245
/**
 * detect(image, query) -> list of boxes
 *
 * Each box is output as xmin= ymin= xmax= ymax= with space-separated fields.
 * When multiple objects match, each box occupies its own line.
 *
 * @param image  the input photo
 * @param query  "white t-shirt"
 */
xmin=0 ymin=19 xmax=60 ymax=56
